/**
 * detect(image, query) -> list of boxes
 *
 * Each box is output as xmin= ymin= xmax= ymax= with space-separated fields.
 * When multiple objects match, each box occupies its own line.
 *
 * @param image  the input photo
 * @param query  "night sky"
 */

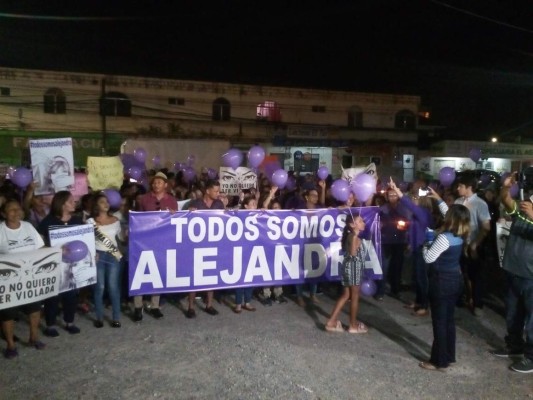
xmin=0 ymin=0 xmax=532 ymax=142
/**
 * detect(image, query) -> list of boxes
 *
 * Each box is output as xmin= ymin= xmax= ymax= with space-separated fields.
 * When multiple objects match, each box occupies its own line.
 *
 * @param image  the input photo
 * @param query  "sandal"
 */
xmin=348 ymin=322 xmax=368 ymax=334
xmin=412 ymin=308 xmax=429 ymax=317
xmin=419 ymin=361 xmax=446 ymax=371
xmin=242 ymin=304 xmax=256 ymax=312
xmin=233 ymin=306 xmax=242 ymax=314
xmin=325 ymin=320 xmax=344 ymax=333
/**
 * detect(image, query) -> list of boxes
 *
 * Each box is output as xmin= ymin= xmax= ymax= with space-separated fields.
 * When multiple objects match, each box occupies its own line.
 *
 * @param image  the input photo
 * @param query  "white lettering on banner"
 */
xmin=172 ymin=214 xmax=347 ymax=244
xmin=243 ymin=246 xmax=272 ymax=282
xmin=274 ymin=245 xmax=300 ymax=280
xmin=165 ymin=250 xmax=190 ymax=287
xmin=194 ymin=248 xmax=218 ymax=286
xmin=244 ymin=216 xmax=260 ymax=241
xmin=303 ymin=244 xmax=327 ymax=278
xmin=266 ymin=216 xmax=282 ymax=240
xmin=130 ymin=251 xmax=164 ymax=290
xmin=227 ymin=217 xmax=244 ymax=241
xmin=329 ymin=242 xmax=343 ymax=276
xmin=220 ymin=247 xmax=242 ymax=284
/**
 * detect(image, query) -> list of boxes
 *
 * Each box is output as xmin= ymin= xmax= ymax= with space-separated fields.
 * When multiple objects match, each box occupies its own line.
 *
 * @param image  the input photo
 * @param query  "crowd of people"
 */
xmin=0 ymin=165 xmax=531 ymax=375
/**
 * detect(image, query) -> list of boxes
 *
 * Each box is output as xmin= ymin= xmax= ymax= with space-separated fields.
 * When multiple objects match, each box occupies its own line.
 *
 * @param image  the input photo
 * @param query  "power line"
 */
xmin=0 ymin=12 xmax=148 ymax=22
xmin=429 ymin=0 xmax=533 ymax=35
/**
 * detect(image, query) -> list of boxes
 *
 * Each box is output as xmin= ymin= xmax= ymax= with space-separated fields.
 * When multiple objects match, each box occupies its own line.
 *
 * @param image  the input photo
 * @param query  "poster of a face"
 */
xmin=0 ymin=247 xmax=61 ymax=310
xmin=49 ymin=225 xmax=97 ymax=293
xmin=219 ymin=167 xmax=257 ymax=196
xmin=30 ymin=138 xmax=75 ymax=196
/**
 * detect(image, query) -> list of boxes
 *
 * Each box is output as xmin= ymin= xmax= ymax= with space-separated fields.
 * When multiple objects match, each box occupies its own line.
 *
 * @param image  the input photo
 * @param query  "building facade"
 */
xmin=0 ymin=67 xmax=429 ymax=179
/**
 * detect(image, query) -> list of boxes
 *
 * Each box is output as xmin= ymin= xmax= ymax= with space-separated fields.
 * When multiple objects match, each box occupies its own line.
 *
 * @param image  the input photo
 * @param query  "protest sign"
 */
xmin=0 ymin=247 xmax=61 ymax=310
xmin=219 ymin=167 xmax=257 ymax=196
xmin=49 ymin=225 xmax=97 ymax=292
xmin=496 ymin=220 xmax=512 ymax=268
xmin=129 ymin=207 xmax=382 ymax=296
xmin=87 ymin=156 xmax=123 ymax=191
xmin=30 ymin=138 xmax=75 ymax=195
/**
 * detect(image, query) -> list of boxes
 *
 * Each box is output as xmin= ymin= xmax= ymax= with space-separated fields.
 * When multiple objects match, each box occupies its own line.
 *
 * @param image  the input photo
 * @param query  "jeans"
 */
xmin=376 ymin=244 xmax=405 ymax=297
xmin=235 ymin=287 xmax=253 ymax=305
xmin=413 ymin=246 xmax=429 ymax=309
xmin=94 ymin=251 xmax=122 ymax=321
xmin=460 ymin=253 xmax=485 ymax=308
xmin=44 ymin=290 xmax=78 ymax=326
xmin=428 ymin=269 xmax=463 ymax=368
xmin=504 ymin=271 xmax=533 ymax=360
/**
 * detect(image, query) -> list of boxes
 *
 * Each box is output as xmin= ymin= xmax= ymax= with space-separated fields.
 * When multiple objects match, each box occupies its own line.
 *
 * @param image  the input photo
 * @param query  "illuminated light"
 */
xmin=397 ymin=220 xmax=407 ymax=230
xmin=491 ymin=137 xmax=498 ymax=143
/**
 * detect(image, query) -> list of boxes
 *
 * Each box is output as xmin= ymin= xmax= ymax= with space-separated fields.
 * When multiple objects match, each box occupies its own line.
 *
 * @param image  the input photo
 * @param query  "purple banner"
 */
xmin=129 ymin=207 xmax=382 ymax=295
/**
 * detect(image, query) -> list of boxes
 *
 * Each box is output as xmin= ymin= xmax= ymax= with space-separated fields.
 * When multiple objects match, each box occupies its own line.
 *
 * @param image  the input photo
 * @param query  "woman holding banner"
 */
xmin=87 ymin=193 xmax=123 ymax=328
xmin=0 ymin=199 xmax=46 ymax=359
xmin=233 ymin=196 xmax=258 ymax=313
xmin=38 ymin=191 xmax=83 ymax=337
xmin=294 ymin=181 xmax=326 ymax=306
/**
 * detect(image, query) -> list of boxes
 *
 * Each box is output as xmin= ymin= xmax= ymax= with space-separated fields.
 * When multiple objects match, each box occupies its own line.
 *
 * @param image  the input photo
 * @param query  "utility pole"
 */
xmin=101 ymin=78 xmax=107 ymax=156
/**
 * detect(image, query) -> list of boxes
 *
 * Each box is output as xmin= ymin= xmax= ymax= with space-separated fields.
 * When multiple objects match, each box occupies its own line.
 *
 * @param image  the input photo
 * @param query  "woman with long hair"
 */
xmin=87 ymin=193 xmax=123 ymax=328
xmin=38 ymin=191 xmax=83 ymax=337
xmin=324 ymin=212 xmax=368 ymax=334
xmin=419 ymin=200 xmax=470 ymax=371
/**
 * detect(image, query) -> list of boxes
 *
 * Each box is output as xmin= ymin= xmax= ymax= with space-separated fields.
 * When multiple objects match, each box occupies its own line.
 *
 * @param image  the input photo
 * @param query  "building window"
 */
xmin=100 ymin=91 xmax=131 ymax=117
xmin=395 ymin=109 xmax=416 ymax=129
xmin=168 ymin=97 xmax=185 ymax=106
xmin=1 ymin=87 xmax=10 ymax=96
xmin=212 ymin=97 xmax=231 ymax=121
xmin=43 ymin=88 xmax=66 ymax=114
xmin=347 ymin=106 xmax=363 ymax=128
xmin=312 ymin=105 xmax=326 ymax=113
xmin=256 ymin=100 xmax=281 ymax=122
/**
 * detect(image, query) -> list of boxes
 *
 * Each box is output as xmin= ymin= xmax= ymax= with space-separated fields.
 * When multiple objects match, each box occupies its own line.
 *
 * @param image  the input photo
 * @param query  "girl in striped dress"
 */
xmin=324 ymin=213 xmax=368 ymax=333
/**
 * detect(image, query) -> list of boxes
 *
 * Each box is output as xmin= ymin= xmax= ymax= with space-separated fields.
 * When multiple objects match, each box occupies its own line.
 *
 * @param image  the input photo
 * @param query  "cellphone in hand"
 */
xmin=418 ymin=187 xmax=430 ymax=197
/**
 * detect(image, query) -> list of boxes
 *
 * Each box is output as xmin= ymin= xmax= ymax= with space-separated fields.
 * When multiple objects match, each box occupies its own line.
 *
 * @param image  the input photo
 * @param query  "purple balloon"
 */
xmin=398 ymin=181 xmax=408 ymax=192
xmin=12 ymin=167 xmax=32 ymax=188
xmin=128 ymin=166 xmax=142 ymax=180
xmin=317 ymin=166 xmax=329 ymax=180
xmin=222 ymin=148 xmax=243 ymax=170
xmin=439 ymin=167 xmax=456 ymax=187
xmin=263 ymin=160 xmax=282 ymax=180
xmin=182 ymin=167 xmax=196 ymax=183
xmin=152 ymin=155 xmax=161 ymax=167
xmin=248 ymin=145 xmax=266 ymax=168
xmin=134 ymin=147 xmax=147 ymax=163
xmin=102 ymin=189 xmax=122 ymax=209
xmin=469 ymin=148 xmax=482 ymax=163
xmin=351 ymin=173 xmax=376 ymax=202
xmin=331 ymin=179 xmax=351 ymax=202
xmin=510 ymin=183 xmax=519 ymax=198
xmin=271 ymin=169 xmax=288 ymax=188
xmin=360 ymin=279 xmax=377 ymax=297
xmin=207 ymin=168 xmax=217 ymax=180
xmin=63 ymin=240 xmax=89 ymax=263
xmin=187 ymin=155 xmax=196 ymax=166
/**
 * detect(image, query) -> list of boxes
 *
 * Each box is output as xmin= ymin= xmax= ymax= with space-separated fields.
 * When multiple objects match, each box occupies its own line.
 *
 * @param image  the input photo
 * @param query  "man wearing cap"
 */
xmin=184 ymin=180 xmax=224 ymax=318
xmin=133 ymin=171 xmax=177 ymax=321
